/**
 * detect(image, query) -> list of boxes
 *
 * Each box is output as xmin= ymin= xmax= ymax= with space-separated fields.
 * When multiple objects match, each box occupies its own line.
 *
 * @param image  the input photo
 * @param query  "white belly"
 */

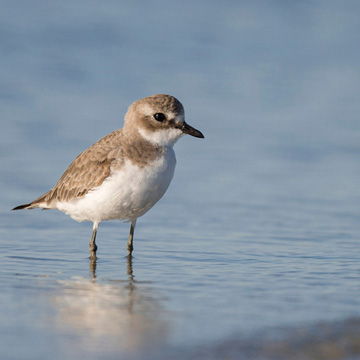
xmin=56 ymin=149 xmax=176 ymax=223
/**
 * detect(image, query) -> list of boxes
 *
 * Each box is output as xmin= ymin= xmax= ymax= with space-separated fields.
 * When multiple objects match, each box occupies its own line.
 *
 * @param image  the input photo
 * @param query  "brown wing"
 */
xmin=32 ymin=129 xmax=124 ymax=206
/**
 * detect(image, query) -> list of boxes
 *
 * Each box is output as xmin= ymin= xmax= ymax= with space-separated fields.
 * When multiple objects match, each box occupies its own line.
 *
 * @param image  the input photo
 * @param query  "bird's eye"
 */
xmin=153 ymin=113 xmax=166 ymax=122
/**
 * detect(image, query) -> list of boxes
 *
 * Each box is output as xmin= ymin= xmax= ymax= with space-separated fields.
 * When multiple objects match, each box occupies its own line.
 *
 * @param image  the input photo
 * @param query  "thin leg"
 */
xmin=127 ymin=219 xmax=136 ymax=256
xmin=89 ymin=222 xmax=99 ymax=253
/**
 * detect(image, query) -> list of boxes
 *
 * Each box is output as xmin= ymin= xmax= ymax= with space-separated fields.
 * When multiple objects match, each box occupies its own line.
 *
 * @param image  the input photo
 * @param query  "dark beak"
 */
xmin=176 ymin=122 xmax=204 ymax=138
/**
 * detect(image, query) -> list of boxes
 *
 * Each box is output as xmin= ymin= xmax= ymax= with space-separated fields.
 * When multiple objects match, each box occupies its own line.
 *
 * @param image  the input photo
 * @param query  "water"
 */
xmin=1 ymin=1 xmax=360 ymax=359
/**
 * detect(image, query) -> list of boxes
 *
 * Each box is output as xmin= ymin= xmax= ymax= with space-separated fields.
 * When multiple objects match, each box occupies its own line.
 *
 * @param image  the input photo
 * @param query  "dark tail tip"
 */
xmin=12 ymin=203 xmax=32 ymax=210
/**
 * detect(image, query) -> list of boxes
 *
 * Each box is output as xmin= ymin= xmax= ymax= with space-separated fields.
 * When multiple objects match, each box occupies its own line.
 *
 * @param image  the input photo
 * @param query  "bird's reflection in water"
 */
xmin=51 ymin=254 xmax=169 ymax=357
xmin=89 ymin=251 xmax=97 ymax=279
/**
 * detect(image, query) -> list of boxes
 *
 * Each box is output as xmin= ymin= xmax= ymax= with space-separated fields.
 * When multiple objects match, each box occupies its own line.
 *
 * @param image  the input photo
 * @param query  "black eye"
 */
xmin=153 ymin=113 xmax=166 ymax=122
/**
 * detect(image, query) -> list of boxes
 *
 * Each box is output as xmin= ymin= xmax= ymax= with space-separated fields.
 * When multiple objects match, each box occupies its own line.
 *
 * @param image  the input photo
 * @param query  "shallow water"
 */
xmin=1 ymin=1 xmax=360 ymax=359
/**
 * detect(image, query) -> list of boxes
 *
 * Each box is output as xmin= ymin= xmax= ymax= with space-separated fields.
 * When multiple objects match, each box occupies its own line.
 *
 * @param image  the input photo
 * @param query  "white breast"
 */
xmin=56 ymin=147 xmax=176 ymax=223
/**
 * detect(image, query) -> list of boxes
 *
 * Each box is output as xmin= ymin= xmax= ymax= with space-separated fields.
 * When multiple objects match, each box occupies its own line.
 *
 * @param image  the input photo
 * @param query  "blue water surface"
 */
xmin=1 ymin=1 xmax=360 ymax=359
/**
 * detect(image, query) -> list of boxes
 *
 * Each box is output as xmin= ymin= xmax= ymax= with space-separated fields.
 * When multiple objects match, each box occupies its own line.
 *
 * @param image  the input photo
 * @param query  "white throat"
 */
xmin=138 ymin=127 xmax=184 ymax=147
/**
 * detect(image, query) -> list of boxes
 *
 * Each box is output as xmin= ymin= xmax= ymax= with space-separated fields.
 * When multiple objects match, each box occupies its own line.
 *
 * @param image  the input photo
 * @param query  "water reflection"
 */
xmin=51 ymin=256 xmax=168 ymax=357
xmin=89 ymin=252 xmax=97 ymax=278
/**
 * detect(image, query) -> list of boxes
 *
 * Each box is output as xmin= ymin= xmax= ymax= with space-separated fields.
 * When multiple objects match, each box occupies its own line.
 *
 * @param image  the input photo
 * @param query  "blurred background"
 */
xmin=1 ymin=1 xmax=360 ymax=359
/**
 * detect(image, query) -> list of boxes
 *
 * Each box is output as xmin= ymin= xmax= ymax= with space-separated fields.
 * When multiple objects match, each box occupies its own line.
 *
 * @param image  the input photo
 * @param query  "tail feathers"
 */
xmin=12 ymin=192 xmax=50 ymax=211
xmin=12 ymin=202 xmax=42 ymax=210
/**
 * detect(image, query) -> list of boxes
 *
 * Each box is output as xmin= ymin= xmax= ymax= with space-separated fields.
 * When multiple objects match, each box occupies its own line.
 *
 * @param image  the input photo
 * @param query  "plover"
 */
xmin=13 ymin=94 xmax=204 ymax=256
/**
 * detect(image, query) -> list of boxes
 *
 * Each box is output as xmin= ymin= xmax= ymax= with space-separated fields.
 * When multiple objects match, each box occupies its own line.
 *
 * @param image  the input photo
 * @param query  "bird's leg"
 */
xmin=89 ymin=222 xmax=98 ymax=254
xmin=127 ymin=219 xmax=136 ymax=256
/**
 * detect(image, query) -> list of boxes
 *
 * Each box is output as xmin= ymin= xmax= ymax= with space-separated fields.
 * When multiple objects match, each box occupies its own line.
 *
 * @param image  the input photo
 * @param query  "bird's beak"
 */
xmin=176 ymin=122 xmax=204 ymax=138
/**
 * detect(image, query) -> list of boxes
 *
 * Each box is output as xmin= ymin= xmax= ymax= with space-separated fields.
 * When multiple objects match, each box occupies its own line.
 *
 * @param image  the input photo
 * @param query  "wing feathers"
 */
xmin=32 ymin=130 xmax=124 ymax=206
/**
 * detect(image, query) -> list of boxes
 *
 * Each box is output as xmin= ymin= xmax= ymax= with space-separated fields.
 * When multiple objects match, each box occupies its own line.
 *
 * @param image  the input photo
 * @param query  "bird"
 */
xmin=12 ymin=94 xmax=204 ymax=256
